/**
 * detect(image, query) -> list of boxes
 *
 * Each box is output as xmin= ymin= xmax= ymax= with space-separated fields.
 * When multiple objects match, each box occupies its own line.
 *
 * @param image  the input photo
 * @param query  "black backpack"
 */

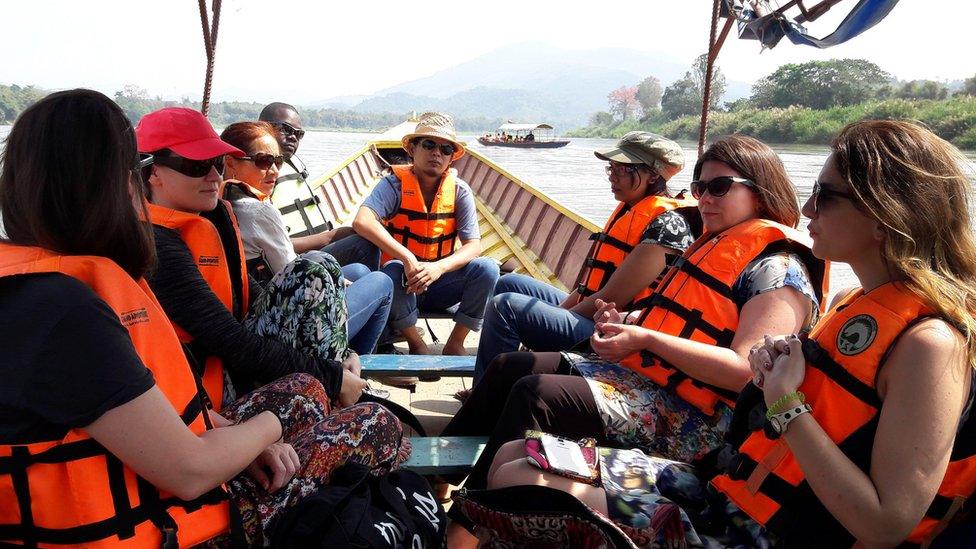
xmin=271 ymin=461 xmax=446 ymax=548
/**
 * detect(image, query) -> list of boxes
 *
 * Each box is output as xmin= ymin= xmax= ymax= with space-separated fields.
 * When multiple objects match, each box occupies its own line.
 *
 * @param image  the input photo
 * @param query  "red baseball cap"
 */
xmin=135 ymin=107 xmax=244 ymax=160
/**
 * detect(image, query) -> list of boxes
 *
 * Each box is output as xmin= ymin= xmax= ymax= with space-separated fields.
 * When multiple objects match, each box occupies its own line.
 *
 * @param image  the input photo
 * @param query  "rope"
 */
xmin=198 ymin=0 xmax=222 ymax=116
xmin=698 ymin=0 xmax=722 ymax=156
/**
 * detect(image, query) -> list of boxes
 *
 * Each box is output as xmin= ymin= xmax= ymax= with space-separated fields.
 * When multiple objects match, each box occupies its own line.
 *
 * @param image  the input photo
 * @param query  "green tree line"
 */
xmin=0 ymin=84 xmax=499 ymax=132
xmin=572 ymin=58 xmax=976 ymax=149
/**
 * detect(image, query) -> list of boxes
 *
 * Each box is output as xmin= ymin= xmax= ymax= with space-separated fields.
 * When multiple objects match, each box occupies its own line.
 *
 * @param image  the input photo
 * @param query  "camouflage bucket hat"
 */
xmin=594 ymin=131 xmax=684 ymax=180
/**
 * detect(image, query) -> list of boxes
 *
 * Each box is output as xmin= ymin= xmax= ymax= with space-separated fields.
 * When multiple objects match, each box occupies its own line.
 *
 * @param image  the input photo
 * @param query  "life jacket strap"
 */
xmin=667 ymin=255 xmax=733 ymax=300
xmin=802 ymin=339 xmax=882 ymax=408
xmin=588 ymin=231 xmax=635 ymax=254
xmin=636 ymin=294 xmax=736 ymax=347
xmin=395 ymin=208 xmax=455 ymax=221
xmin=385 ymin=225 xmax=458 ymax=246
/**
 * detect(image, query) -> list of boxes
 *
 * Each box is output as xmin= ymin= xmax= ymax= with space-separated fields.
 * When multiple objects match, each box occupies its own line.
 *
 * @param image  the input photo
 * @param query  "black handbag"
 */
xmin=270 ymin=461 xmax=446 ymax=548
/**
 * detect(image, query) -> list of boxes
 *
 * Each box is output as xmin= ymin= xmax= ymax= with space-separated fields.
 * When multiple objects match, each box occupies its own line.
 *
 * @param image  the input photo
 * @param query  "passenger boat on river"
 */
xmin=477 ymin=123 xmax=570 ymax=149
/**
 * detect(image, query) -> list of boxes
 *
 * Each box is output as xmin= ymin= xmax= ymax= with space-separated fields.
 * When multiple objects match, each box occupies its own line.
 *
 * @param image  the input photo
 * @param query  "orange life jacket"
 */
xmin=576 ymin=194 xmax=697 ymax=308
xmin=0 ymin=244 xmax=230 ymax=548
xmin=381 ymin=165 xmax=457 ymax=263
xmin=621 ymin=219 xmax=828 ymax=416
xmin=222 ymin=178 xmax=269 ymax=202
xmin=148 ymin=201 xmax=250 ymax=409
xmin=711 ymin=283 xmax=976 ymax=547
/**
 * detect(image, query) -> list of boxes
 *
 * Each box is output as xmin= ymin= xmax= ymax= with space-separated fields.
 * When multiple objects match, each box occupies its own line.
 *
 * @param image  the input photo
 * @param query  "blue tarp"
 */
xmin=732 ymin=0 xmax=900 ymax=49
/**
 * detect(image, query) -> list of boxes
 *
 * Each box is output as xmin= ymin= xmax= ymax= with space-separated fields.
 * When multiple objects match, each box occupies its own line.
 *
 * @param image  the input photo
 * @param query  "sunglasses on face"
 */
xmin=272 ymin=121 xmax=305 ymax=140
xmin=418 ymin=138 xmax=457 ymax=156
xmin=690 ymin=176 xmax=756 ymax=200
xmin=153 ymin=154 xmax=225 ymax=178
xmin=811 ymin=181 xmax=855 ymax=213
xmin=605 ymin=163 xmax=639 ymax=177
xmin=241 ymin=152 xmax=284 ymax=170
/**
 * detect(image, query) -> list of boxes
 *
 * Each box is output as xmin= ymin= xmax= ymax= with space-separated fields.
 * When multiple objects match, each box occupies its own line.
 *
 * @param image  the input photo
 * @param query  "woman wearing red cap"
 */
xmin=135 ymin=107 xmax=370 ymax=409
xmin=0 ymin=90 xmax=407 ymax=547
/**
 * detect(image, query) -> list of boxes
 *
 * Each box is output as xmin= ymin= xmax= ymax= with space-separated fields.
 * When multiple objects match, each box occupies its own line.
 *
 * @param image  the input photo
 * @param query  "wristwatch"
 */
xmin=764 ymin=403 xmax=812 ymax=439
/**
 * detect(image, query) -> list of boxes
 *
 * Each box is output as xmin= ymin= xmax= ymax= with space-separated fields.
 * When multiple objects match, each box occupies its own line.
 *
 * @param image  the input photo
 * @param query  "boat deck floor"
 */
xmin=370 ymin=317 xmax=478 ymax=507
xmin=370 ymin=317 xmax=476 ymax=437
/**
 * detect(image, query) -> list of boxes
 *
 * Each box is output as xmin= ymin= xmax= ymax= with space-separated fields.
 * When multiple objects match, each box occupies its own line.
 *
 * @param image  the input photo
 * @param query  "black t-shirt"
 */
xmin=0 ymin=273 xmax=155 ymax=444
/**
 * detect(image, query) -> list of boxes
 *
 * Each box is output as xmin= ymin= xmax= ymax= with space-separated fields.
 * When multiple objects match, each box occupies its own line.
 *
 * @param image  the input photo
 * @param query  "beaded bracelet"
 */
xmin=766 ymin=390 xmax=805 ymax=419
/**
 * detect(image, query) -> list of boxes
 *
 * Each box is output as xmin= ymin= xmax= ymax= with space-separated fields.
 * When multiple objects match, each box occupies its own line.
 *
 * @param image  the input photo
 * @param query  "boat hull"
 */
xmin=477 ymin=138 xmax=570 ymax=149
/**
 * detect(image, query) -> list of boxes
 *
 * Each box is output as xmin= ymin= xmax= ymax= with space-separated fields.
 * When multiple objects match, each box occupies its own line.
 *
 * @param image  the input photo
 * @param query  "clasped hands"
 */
xmin=404 ymin=255 xmax=445 ymax=295
xmin=749 ymin=334 xmax=807 ymax=406
xmin=589 ymin=299 xmax=650 ymax=362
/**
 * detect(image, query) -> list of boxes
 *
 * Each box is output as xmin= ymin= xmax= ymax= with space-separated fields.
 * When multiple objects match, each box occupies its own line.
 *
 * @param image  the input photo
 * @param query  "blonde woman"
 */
xmin=714 ymin=120 xmax=976 ymax=546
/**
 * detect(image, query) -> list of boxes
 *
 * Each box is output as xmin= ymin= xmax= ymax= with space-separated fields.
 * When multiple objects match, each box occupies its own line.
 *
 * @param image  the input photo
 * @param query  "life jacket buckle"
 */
xmin=726 ymin=452 xmax=750 ymax=481
xmin=160 ymin=525 xmax=178 ymax=549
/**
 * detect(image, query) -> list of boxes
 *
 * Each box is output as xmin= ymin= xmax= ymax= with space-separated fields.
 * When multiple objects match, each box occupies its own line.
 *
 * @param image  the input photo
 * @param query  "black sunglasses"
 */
xmin=811 ymin=181 xmax=855 ymax=213
xmin=690 ymin=176 xmax=756 ymax=199
xmin=241 ymin=152 xmax=284 ymax=170
xmin=418 ymin=138 xmax=457 ymax=156
xmin=272 ymin=121 xmax=305 ymax=140
xmin=153 ymin=153 xmax=225 ymax=178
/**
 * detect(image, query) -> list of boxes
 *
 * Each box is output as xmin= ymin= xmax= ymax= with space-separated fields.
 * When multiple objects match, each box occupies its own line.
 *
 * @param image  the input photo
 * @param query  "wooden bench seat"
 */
xmin=402 ymin=436 xmax=487 ymax=475
xmin=360 ymin=354 xmax=475 ymax=381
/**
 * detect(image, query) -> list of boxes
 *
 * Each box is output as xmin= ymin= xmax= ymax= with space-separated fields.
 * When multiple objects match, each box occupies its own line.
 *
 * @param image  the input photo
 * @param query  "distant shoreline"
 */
xmin=569 ymin=97 xmax=976 ymax=152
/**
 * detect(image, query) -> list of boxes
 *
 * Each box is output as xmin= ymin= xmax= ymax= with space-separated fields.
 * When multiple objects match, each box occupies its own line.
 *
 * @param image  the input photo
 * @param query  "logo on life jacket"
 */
xmin=198 ymin=255 xmax=221 ymax=266
xmin=836 ymin=314 xmax=877 ymax=355
xmin=119 ymin=308 xmax=150 ymax=327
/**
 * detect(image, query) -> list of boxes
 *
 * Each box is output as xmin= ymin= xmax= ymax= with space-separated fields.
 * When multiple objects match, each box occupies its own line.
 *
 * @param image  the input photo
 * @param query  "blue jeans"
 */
xmin=323 ymin=234 xmax=381 ymax=271
xmin=473 ymin=273 xmax=595 ymax=384
xmin=381 ymin=257 xmax=500 ymax=332
xmin=341 ymin=263 xmax=393 ymax=354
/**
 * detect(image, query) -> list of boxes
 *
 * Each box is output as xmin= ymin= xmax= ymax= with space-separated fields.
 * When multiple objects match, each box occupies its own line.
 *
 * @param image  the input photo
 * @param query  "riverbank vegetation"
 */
xmin=570 ymin=58 xmax=976 ymax=149
xmin=0 ymin=84 xmax=500 ymax=132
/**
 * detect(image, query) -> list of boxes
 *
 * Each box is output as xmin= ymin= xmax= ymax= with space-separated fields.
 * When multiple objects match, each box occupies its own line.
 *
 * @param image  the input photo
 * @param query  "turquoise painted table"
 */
xmin=360 ymin=354 xmax=475 ymax=380
xmin=403 ymin=436 xmax=488 ymax=475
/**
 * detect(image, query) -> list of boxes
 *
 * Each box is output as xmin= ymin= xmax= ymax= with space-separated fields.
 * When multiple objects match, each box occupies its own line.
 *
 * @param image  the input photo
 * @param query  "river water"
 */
xmin=5 ymin=125 xmax=976 ymax=295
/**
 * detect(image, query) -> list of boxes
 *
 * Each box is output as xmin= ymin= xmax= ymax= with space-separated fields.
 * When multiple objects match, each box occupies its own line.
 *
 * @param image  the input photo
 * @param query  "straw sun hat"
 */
xmin=401 ymin=111 xmax=466 ymax=161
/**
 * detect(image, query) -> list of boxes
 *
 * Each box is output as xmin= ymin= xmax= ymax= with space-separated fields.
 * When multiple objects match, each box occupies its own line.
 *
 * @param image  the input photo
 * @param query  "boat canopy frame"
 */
xmin=491 ymin=123 xmax=558 ymax=142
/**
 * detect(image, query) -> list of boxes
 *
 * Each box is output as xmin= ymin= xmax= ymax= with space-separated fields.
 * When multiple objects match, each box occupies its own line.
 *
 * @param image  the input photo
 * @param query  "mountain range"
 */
xmin=312 ymin=43 xmax=751 ymax=129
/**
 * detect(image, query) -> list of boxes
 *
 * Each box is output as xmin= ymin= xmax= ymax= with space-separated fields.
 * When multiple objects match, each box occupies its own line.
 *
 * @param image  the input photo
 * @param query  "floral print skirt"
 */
xmin=219 ymin=373 xmax=410 ymax=546
xmin=245 ymin=250 xmax=351 ymax=362
xmin=565 ymin=353 xmax=732 ymax=464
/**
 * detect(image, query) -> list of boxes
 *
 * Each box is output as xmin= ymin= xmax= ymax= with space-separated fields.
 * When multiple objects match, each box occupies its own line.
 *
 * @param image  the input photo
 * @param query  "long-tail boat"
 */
xmin=477 ymin=123 xmax=571 ymax=149
xmin=271 ymin=119 xmax=598 ymax=293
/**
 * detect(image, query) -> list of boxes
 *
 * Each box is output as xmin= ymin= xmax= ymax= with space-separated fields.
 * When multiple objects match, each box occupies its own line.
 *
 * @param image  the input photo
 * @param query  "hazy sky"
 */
xmin=2 ymin=0 xmax=973 ymax=105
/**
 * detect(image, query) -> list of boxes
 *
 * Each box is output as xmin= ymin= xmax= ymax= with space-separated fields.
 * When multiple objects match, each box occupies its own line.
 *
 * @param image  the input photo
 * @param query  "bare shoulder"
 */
xmin=899 ymin=317 xmax=966 ymax=359
xmin=880 ymin=317 xmax=970 ymax=396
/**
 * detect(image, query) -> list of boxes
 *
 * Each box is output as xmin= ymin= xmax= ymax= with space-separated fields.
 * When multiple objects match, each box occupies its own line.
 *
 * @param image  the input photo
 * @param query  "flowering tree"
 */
xmin=608 ymin=86 xmax=639 ymax=120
